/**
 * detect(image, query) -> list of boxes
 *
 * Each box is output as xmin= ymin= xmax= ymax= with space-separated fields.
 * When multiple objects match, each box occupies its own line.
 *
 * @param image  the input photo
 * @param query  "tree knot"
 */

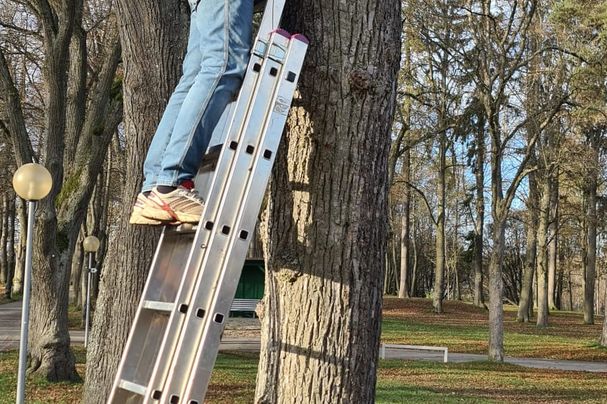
xmin=349 ymin=68 xmax=375 ymax=93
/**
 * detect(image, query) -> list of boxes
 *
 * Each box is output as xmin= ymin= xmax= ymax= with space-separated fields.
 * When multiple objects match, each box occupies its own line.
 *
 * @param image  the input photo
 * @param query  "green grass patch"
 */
xmin=67 ymin=305 xmax=83 ymax=330
xmin=1 ymin=350 xmax=606 ymax=403
xmin=0 ymin=349 xmax=85 ymax=404
xmin=382 ymin=298 xmax=607 ymax=361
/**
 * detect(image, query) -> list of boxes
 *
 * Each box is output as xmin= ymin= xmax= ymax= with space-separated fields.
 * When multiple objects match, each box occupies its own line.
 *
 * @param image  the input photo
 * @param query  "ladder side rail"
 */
xmin=158 ymin=33 xmax=292 ymax=404
xmin=108 ymin=229 xmax=170 ymax=402
xmin=258 ymin=0 xmax=286 ymax=40
xmin=182 ymin=36 xmax=309 ymax=402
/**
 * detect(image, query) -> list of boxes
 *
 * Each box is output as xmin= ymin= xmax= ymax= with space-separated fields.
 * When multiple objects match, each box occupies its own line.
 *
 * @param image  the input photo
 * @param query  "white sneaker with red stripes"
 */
xmin=142 ymin=186 xmax=205 ymax=224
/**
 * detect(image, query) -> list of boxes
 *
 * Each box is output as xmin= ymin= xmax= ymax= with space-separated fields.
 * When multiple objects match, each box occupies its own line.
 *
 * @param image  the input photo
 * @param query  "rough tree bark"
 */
xmin=83 ymin=1 xmax=189 ymax=402
xmin=255 ymin=0 xmax=401 ymax=402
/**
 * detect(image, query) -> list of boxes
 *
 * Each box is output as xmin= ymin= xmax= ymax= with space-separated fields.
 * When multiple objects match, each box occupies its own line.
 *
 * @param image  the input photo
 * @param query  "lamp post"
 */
xmin=82 ymin=235 xmax=100 ymax=348
xmin=12 ymin=163 xmax=52 ymax=404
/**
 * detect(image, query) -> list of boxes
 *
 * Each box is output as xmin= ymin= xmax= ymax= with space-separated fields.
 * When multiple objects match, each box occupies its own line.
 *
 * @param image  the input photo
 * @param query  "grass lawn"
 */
xmin=382 ymin=298 xmax=607 ymax=361
xmin=1 ymin=350 xmax=606 ymax=403
xmin=2 ymin=298 xmax=606 ymax=402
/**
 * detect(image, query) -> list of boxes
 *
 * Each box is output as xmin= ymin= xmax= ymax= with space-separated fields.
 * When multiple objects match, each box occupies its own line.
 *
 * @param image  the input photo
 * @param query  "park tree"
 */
xmin=0 ymin=0 xmax=121 ymax=380
xmin=254 ymin=0 xmax=401 ymax=402
xmin=83 ymin=0 xmax=189 ymax=401
xmin=552 ymin=0 xmax=607 ymax=328
xmin=0 ymin=144 xmax=17 ymax=297
xmin=400 ymin=0 xmax=469 ymax=313
xmin=471 ymin=100 xmax=486 ymax=308
xmin=464 ymin=0 xmax=567 ymax=360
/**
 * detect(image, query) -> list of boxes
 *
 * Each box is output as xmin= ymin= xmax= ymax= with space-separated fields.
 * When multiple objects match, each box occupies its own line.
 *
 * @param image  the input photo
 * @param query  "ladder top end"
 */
xmin=291 ymin=34 xmax=309 ymax=45
xmin=272 ymin=28 xmax=291 ymax=39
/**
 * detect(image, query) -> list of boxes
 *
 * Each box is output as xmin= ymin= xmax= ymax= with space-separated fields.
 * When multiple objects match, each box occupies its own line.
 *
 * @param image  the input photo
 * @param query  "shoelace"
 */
xmin=178 ymin=186 xmax=205 ymax=205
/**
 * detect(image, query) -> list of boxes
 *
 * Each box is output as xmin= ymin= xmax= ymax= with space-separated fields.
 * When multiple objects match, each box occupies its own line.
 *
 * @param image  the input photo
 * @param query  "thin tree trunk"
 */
xmin=488 ymin=213 xmax=506 ymax=361
xmin=547 ymin=174 xmax=558 ymax=310
xmin=536 ymin=175 xmax=550 ymax=328
xmin=12 ymin=200 xmax=25 ymax=295
xmin=70 ymin=228 xmax=84 ymax=306
xmin=0 ymin=194 xmax=8 ymax=286
xmin=453 ymin=160 xmax=462 ymax=302
xmin=5 ymin=195 xmax=16 ymax=298
xmin=568 ymin=265 xmax=574 ymax=311
xmin=601 ymin=286 xmax=607 ymax=346
xmin=433 ymin=133 xmax=447 ymax=314
xmin=410 ymin=219 xmax=418 ymax=297
xmin=399 ymin=146 xmax=411 ymax=299
xmin=83 ymin=2 xmax=189 ymax=402
xmin=517 ymin=164 xmax=538 ymax=322
xmin=584 ymin=143 xmax=598 ymax=325
xmin=473 ymin=118 xmax=485 ymax=307
xmin=255 ymin=1 xmax=401 ymax=401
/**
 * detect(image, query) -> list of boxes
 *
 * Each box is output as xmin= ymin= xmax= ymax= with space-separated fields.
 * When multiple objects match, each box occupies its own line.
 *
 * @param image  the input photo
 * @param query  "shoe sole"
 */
xmin=140 ymin=205 xmax=178 ymax=222
xmin=173 ymin=211 xmax=202 ymax=223
xmin=129 ymin=212 xmax=163 ymax=225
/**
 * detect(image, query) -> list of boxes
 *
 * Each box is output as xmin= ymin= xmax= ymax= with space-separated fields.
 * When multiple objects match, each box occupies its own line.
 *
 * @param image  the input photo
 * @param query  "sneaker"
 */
xmin=143 ymin=186 xmax=205 ymax=223
xmin=129 ymin=193 xmax=169 ymax=225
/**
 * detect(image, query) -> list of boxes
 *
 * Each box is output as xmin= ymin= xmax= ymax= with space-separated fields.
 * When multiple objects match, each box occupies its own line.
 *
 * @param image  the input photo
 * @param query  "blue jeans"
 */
xmin=142 ymin=0 xmax=253 ymax=192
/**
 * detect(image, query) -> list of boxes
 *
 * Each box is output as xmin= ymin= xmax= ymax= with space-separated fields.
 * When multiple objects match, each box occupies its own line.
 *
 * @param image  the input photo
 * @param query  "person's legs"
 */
xmin=141 ymin=8 xmax=203 ymax=193
xmin=139 ymin=0 xmax=253 ymax=224
xmin=154 ymin=0 xmax=253 ymax=188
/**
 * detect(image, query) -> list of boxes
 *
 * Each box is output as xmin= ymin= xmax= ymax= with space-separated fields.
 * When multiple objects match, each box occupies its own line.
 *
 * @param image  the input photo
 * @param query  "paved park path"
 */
xmin=1 ymin=301 xmax=606 ymax=373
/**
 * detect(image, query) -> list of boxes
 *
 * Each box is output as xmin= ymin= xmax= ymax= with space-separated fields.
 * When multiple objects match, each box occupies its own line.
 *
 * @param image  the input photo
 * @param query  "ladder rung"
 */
xmin=118 ymin=379 xmax=147 ymax=396
xmin=142 ymin=300 xmax=175 ymax=312
xmin=166 ymin=224 xmax=198 ymax=235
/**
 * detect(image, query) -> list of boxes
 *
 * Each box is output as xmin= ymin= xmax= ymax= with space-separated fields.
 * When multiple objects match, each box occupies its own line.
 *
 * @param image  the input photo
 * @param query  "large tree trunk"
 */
xmin=255 ymin=1 xmax=401 ymax=402
xmin=1 ymin=0 xmax=120 ymax=381
xmin=28 ymin=1 xmax=79 ymax=380
xmin=83 ymin=2 xmax=189 ymax=402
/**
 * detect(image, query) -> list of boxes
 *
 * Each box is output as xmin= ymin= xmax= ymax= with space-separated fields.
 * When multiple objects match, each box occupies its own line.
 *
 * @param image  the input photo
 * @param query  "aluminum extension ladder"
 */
xmin=107 ymin=2 xmax=308 ymax=403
